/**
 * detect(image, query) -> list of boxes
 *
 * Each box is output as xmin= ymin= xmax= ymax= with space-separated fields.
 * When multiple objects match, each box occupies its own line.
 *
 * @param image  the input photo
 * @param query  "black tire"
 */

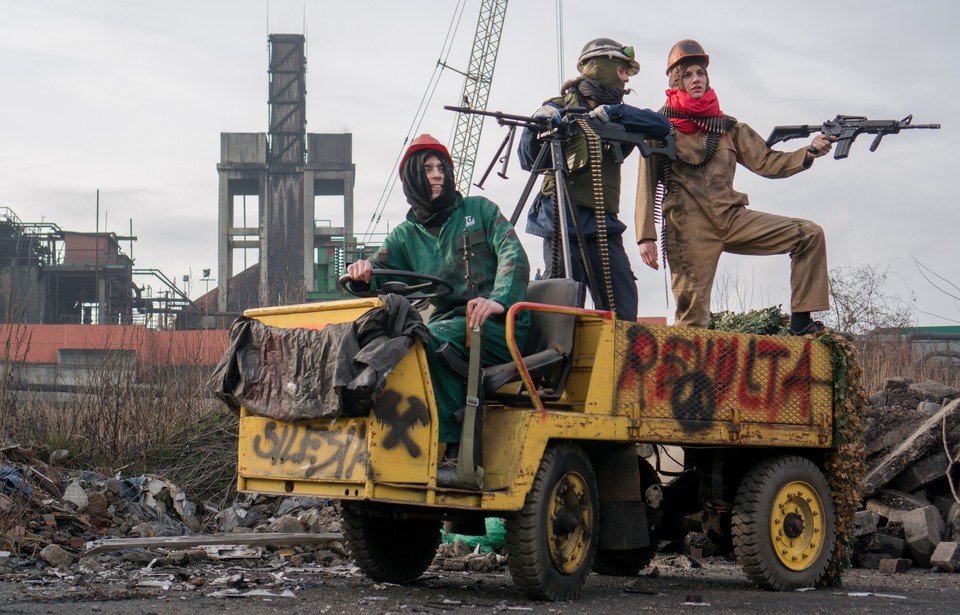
xmin=593 ymin=457 xmax=660 ymax=576
xmin=340 ymin=504 xmax=441 ymax=583
xmin=732 ymin=455 xmax=836 ymax=591
xmin=505 ymin=442 xmax=599 ymax=601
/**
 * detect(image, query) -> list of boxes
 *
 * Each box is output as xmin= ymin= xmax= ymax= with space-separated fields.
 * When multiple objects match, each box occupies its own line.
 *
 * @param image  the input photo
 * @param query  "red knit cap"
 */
xmin=399 ymin=134 xmax=454 ymax=177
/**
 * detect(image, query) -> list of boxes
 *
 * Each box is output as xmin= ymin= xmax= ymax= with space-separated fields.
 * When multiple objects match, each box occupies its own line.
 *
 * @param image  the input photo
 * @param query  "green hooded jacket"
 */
xmin=368 ymin=194 xmax=530 ymax=323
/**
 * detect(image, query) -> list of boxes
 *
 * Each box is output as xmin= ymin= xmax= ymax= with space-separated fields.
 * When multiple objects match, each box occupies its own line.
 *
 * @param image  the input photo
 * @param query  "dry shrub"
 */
xmin=853 ymin=333 xmax=960 ymax=394
xmin=1 ymin=327 xmax=234 ymax=498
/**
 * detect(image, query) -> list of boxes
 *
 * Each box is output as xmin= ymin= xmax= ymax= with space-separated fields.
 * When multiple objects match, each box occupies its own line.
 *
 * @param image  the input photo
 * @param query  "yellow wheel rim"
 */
xmin=546 ymin=472 xmax=593 ymax=574
xmin=770 ymin=480 xmax=825 ymax=571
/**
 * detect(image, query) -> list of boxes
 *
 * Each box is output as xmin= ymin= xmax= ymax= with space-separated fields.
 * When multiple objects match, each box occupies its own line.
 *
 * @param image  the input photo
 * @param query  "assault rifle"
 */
xmin=765 ymin=114 xmax=940 ymax=160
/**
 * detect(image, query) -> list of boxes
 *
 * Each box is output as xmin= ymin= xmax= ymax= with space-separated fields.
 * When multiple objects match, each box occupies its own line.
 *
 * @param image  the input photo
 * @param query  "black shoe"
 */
xmin=789 ymin=320 xmax=825 ymax=336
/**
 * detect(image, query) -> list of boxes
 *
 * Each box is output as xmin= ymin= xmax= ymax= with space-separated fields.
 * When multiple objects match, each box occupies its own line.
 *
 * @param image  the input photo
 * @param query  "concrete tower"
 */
xmin=216 ymin=34 xmax=356 ymax=315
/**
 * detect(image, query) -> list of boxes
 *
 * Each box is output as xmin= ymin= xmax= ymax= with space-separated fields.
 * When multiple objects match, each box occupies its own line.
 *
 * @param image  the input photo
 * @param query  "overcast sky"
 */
xmin=0 ymin=0 xmax=956 ymax=325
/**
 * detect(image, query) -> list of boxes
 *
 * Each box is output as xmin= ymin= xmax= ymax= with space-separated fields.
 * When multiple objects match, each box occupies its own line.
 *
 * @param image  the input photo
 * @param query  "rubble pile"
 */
xmin=0 ymin=446 xmax=506 ymax=596
xmin=854 ymin=377 xmax=960 ymax=572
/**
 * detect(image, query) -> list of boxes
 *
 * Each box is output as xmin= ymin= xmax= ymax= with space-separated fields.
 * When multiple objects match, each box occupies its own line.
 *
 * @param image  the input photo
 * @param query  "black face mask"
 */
xmin=402 ymin=150 xmax=458 ymax=228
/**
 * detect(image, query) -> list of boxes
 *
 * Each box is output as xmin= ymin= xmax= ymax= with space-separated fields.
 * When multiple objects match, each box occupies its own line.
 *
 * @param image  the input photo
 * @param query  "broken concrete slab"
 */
xmin=854 ymin=510 xmax=880 ymax=536
xmin=918 ymin=401 xmax=942 ymax=415
xmin=949 ymin=502 xmax=960 ymax=540
xmin=862 ymin=399 xmax=960 ymax=498
xmin=267 ymin=514 xmax=304 ymax=534
xmin=909 ymin=380 xmax=960 ymax=403
xmin=865 ymin=420 xmax=925 ymax=456
xmin=856 ymin=552 xmax=894 ymax=569
xmin=931 ymin=541 xmax=960 ymax=573
xmin=878 ymin=558 xmax=912 ymax=573
xmin=62 ymin=481 xmax=88 ymax=512
xmin=892 ymin=453 xmax=951 ymax=493
xmin=865 ymin=489 xmax=931 ymax=523
xmin=903 ymin=505 xmax=947 ymax=567
xmin=40 ymin=544 xmax=75 ymax=567
xmin=854 ymin=533 xmax=882 ymax=554
xmin=876 ymin=534 xmax=909 ymax=559
xmin=84 ymin=531 xmax=342 ymax=555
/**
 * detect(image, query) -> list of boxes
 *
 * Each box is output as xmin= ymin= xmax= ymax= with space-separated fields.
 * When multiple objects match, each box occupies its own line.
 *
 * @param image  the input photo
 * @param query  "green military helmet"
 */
xmin=577 ymin=38 xmax=640 ymax=76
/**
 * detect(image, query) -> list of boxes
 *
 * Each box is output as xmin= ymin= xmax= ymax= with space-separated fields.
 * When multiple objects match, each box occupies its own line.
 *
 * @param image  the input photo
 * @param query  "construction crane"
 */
xmin=449 ymin=0 xmax=508 ymax=195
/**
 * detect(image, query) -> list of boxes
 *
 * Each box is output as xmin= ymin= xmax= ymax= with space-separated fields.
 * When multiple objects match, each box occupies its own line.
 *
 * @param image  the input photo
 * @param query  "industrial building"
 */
xmin=0 ymin=206 xmax=191 ymax=327
xmin=1 ymin=33 xmax=375 ymax=333
xmin=215 ymin=33 xmax=375 ymax=316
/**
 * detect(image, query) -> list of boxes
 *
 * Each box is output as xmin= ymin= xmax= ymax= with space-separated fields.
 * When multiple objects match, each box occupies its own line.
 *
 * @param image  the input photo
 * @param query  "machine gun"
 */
xmin=444 ymin=104 xmax=675 ymax=313
xmin=765 ymin=114 xmax=940 ymax=160
xmin=444 ymin=105 xmax=675 ymax=184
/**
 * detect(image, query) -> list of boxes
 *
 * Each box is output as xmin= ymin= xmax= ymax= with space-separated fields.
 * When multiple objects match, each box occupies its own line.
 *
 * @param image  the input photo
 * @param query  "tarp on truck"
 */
xmin=208 ymin=294 xmax=429 ymax=420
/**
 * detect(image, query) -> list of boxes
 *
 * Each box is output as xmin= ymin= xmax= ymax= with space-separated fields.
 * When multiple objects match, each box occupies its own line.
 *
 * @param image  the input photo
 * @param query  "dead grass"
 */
xmin=0 ymin=325 xmax=237 ymax=505
xmin=852 ymin=334 xmax=960 ymax=395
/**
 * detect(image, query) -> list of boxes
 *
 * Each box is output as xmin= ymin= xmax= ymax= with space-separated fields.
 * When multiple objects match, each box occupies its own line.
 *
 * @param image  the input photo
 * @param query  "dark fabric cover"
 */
xmin=208 ymin=294 xmax=429 ymax=420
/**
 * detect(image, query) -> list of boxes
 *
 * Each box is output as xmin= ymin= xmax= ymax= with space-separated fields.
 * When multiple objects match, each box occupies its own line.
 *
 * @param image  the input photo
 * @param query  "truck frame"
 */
xmin=231 ymin=280 xmax=842 ymax=600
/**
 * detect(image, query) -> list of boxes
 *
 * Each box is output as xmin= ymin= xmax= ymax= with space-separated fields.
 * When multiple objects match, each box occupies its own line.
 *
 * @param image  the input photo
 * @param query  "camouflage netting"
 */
xmin=708 ymin=306 xmax=790 ymax=336
xmin=817 ymin=331 xmax=866 ymax=587
xmin=709 ymin=308 xmax=866 ymax=586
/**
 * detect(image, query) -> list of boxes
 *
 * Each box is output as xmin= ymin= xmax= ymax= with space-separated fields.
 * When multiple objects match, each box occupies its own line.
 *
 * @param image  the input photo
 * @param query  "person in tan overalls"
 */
xmin=635 ymin=39 xmax=835 ymax=335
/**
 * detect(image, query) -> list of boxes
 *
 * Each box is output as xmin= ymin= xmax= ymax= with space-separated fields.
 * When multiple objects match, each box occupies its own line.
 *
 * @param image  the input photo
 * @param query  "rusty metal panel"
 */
xmin=613 ymin=322 xmax=833 ymax=433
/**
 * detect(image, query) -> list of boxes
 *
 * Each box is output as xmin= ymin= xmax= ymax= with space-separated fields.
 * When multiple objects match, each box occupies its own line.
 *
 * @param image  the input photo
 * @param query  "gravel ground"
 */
xmin=3 ymin=554 xmax=959 ymax=615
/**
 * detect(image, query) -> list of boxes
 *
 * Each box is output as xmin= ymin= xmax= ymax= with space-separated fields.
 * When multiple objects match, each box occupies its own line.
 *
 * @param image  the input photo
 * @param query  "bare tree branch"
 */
xmin=912 ymin=256 xmax=960 ymax=302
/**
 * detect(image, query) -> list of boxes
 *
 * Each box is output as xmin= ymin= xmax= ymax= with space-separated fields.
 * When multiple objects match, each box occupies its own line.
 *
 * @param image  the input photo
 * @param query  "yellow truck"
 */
xmin=219 ymin=273 xmax=852 ymax=601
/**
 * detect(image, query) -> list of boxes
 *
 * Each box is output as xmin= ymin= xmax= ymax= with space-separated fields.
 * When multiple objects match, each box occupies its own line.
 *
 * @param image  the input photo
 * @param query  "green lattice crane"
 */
xmin=450 ymin=0 xmax=508 ymax=195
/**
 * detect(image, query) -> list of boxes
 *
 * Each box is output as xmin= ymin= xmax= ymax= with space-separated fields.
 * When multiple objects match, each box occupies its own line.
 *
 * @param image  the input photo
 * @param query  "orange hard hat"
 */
xmin=666 ymin=39 xmax=709 ymax=75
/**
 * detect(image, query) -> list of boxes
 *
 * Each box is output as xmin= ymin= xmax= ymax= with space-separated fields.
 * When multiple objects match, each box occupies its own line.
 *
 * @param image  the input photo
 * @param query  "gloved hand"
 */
xmin=588 ymin=105 xmax=612 ymax=123
xmin=533 ymin=104 xmax=562 ymax=125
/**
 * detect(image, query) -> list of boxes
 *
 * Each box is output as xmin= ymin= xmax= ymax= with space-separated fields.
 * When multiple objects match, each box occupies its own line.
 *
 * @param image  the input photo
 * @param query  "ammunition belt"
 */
xmin=574 ymin=117 xmax=616 ymax=314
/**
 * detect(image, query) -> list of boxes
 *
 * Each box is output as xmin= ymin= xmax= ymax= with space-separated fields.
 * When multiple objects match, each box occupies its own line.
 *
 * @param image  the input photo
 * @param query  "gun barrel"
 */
xmin=443 ymin=105 xmax=545 ymax=126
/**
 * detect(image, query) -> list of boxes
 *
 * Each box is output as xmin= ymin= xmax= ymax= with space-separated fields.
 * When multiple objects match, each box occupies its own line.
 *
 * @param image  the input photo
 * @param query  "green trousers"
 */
xmin=425 ymin=314 xmax=530 ymax=443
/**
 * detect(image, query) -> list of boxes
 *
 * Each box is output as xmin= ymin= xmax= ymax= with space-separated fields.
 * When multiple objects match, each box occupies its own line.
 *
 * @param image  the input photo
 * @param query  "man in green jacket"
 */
xmin=346 ymin=134 xmax=530 ymax=477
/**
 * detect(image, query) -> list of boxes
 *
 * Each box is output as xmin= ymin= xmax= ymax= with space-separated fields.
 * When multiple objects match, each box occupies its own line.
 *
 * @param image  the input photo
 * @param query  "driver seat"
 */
xmin=483 ymin=278 xmax=584 ymax=401
xmin=438 ymin=278 xmax=584 ymax=403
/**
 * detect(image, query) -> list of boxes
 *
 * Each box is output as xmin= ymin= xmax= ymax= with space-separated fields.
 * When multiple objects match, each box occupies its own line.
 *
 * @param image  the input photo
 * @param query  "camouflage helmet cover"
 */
xmin=577 ymin=37 xmax=641 ymax=76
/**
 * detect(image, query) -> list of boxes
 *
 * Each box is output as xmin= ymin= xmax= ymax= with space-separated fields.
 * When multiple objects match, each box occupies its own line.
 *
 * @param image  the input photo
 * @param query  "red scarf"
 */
xmin=664 ymin=88 xmax=723 ymax=134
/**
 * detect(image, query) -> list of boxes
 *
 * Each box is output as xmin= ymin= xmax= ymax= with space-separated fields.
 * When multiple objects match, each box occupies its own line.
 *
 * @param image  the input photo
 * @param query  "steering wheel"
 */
xmin=337 ymin=269 xmax=453 ymax=301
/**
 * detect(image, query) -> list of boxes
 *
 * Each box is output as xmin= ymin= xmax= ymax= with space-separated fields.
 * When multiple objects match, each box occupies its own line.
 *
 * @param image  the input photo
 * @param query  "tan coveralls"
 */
xmin=635 ymin=122 xmax=830 ymax=328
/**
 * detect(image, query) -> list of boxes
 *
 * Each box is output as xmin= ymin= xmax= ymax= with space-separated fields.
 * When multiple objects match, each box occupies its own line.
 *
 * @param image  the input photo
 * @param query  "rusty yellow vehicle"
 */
xmin=217 ymin=271 xmax=850 ymax=601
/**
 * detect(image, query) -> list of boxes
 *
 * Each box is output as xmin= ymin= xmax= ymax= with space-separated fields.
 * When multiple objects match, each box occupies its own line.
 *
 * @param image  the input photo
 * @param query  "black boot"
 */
xmin=789 ymin=312 xmax=825 ymax=336
xmin=437 ymin=444 xmax=459 ymax=486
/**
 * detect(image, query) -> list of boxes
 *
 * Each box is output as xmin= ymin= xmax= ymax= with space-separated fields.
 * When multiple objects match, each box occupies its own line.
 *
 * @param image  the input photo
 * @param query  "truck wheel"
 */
xmin=341 ymin=504 xmax=441 ymax=583
xmin=732 ymin=455 xmax=836 ymax=590
xmin=593 ymin=458 xmax=660 ymax=576
xmin=505 ymin=442 xmax=599 ymax=601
